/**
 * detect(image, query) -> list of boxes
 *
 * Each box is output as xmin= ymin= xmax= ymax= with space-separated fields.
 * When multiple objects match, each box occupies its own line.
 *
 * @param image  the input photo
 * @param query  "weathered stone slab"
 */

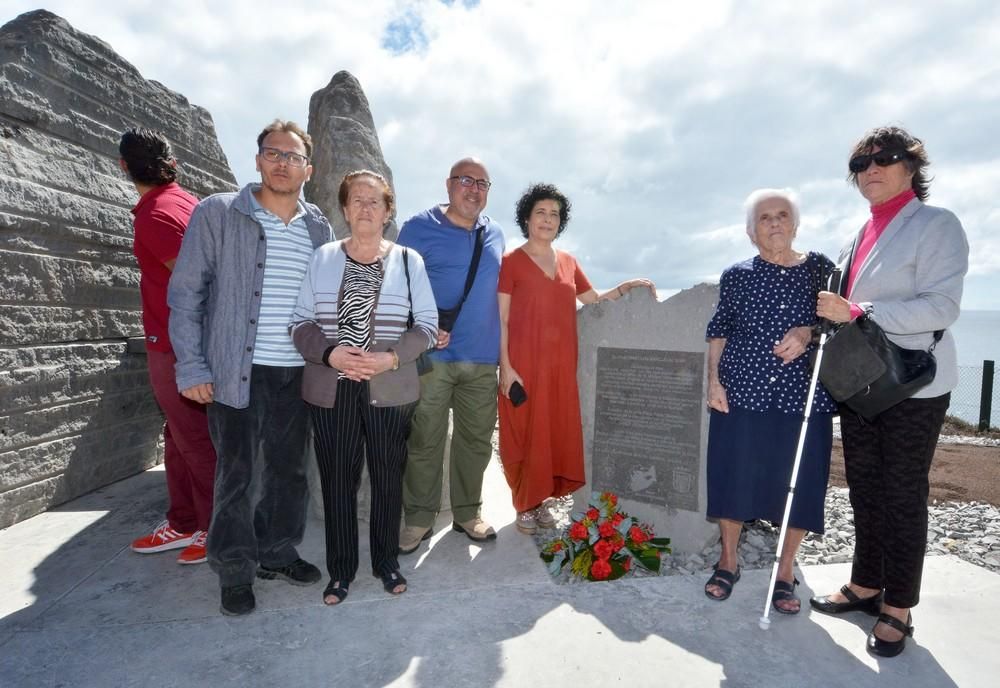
xmin=592 ymin=348 xmax=703 ymax=511
xmin=0 ymin=9 xmax=237 ymax=528
xmin=575 ymin=284 xmax=721 ymax=554
xmin=305 ymin=71 xmax=397 ymax=240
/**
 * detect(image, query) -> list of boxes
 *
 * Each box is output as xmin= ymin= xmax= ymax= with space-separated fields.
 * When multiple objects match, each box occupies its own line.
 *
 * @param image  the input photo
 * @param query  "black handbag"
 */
xmin=818 ymin=313 xmax=940 ymax=422
xmin=817 ymin=229 xmax=941 ymax=421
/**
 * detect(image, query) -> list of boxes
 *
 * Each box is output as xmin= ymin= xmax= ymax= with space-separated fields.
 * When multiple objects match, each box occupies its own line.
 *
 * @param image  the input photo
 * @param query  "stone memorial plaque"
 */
xmin=592 ymin=347 xmax=703 ymax=510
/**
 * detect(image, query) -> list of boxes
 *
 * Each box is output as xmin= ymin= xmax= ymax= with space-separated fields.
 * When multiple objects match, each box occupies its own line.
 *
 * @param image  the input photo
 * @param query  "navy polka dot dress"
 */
xmin=705 ymin=251 xmax=835 ymax=533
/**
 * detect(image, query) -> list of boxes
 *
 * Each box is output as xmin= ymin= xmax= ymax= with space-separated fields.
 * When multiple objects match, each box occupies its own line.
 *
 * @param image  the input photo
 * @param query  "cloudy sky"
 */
xmin=7 ymin=0 xmax=999 ymax=308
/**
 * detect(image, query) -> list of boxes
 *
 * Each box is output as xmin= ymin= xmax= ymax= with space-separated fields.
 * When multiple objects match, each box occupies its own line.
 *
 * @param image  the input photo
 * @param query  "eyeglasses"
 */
xmin=259 ymin=146 xmax=310 ymax=168
xmin=449 ymin=175 xmax=492 ymax=191
xmin=848 ymin=149 xmax=908 ymax=174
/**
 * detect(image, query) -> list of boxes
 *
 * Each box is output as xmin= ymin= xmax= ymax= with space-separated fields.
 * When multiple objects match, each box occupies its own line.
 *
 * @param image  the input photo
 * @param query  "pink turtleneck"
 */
xmin=846 ymin=188 xmax=917 ymax=318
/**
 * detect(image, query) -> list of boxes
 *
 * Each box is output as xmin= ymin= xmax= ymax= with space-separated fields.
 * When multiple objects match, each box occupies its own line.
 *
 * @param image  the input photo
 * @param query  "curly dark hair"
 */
xmin=514 ymin=183 xmax=571 ymax=238
xmin=118 ymin=127 xmax=177 ymax=186
xmin=848 ymin=125 xmax=931 ymax=201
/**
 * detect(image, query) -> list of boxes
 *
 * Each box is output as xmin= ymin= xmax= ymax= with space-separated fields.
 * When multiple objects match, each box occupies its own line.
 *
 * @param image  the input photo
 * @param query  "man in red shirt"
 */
xmin=120 ymin=128 xmax=217 ymax=565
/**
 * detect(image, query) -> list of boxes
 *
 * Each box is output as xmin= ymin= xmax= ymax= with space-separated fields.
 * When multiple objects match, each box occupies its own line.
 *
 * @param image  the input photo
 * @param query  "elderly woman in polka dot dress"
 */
xmin=702 ymin=188 xmax=836 ymax=615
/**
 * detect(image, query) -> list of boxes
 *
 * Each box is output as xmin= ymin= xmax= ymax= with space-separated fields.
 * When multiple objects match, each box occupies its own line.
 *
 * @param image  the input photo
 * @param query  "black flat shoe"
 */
xmin=809 ymin=585 xmax=882 ymax=616
xmin=867 ymin=612 xmax=913 ymax=658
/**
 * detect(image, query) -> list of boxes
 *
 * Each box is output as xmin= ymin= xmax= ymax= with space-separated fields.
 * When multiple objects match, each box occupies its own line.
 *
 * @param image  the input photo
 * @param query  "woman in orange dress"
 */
xmin=498 ymin=183 xmax=655 ymax=534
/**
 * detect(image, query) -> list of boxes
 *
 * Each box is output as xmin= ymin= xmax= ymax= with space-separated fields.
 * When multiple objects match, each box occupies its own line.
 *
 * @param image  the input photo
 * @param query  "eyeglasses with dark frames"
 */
xmin=449 ymin=175 xmax=492 ymax=191
xmin=259 ymin=146 xmax=310 ymax=168
xmin=848 ymin=149 xmax=908 ymax=174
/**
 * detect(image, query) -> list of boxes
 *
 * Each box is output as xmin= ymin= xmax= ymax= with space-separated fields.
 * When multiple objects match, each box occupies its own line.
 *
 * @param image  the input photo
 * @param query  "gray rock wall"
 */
xmin=305 ymin=71 xmax=397 ymax=240
xmin=0 ymin=10 xmax=237 ymax=529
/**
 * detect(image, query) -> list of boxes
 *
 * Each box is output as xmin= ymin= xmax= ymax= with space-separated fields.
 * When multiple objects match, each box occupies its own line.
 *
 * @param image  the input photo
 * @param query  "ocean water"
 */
xmin=949 ymin=310 xmax=999 ymax=426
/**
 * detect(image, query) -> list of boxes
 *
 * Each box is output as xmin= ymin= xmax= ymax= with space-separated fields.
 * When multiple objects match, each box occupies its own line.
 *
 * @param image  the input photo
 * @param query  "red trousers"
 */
xmin=147 ymin=349 xmax=217 ymax=532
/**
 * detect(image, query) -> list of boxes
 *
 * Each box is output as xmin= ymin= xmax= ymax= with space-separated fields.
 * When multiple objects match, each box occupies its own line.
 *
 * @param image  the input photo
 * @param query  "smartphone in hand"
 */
xmin=509 ymin=381 xmax=528 ymax=407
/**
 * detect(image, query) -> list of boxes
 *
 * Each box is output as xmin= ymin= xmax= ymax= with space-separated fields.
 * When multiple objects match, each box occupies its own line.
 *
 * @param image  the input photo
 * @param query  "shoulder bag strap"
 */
xmin=402 ymin=247 xmax=414 ymax=329
xmin=456 ymin=225 xmax=485 ymax=309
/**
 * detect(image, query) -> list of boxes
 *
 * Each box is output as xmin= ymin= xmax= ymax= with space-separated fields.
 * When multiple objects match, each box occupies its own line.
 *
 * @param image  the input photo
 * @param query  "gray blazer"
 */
xmin=839 ymin=197 xmax=969 ymax=398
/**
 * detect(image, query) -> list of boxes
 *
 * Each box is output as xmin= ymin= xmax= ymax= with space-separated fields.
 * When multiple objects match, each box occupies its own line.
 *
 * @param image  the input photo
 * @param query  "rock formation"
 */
xmin=305 ymin=71 xmax=397 ymax=240
xmin=0 ymin=10 xmax=237 ymax=528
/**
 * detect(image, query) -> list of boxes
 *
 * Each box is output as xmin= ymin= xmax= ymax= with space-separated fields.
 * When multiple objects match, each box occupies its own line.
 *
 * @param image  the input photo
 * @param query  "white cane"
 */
xmin=759 ymin=267 xmax=842 ymax=630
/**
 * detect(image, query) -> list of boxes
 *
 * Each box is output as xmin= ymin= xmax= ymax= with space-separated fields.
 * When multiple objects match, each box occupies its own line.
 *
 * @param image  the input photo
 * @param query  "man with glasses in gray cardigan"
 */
xmin=168 ymin=119 xmax=331 ymax=616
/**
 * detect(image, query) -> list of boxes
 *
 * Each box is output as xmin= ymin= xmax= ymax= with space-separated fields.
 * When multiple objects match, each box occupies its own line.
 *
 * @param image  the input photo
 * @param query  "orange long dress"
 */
xmin=498 ymin=247 xmax=591 ymax=512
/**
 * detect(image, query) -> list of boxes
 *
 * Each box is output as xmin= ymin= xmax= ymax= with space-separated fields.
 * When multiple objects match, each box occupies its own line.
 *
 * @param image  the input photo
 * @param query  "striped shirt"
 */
xmin=251 ymin=197 xmax=315 ymax=365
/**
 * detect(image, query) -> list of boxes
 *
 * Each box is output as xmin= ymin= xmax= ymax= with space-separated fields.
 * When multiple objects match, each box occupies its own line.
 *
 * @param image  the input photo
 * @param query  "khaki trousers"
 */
xmin=402 ymin=361 xmax=498 ymax=527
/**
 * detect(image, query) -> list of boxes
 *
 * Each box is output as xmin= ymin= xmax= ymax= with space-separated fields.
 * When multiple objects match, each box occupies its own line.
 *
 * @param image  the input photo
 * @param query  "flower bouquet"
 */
xmin=540 ymin=491 xmax=671 ymax=581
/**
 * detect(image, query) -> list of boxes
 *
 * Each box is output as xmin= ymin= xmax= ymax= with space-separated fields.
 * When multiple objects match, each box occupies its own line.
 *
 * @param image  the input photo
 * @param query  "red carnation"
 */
xmin=611 ymin=535 xmax=625 ymax=552
xmin=598 ymin=521 xmax=615 ymax=538
xmin=585 ymin=507 xmax=600 ymax=522
xmin=569 ymin=522 xmax=589 ymax=541
xmin=603 ymin=492 xmax=618 ymax=507
xmin=551 ymin=542 xmax=563 ymax=552
xmin=593 ymin=539 xmax=613 ymax=560
xmin=591 ymin=558 xmax=612 ymax=580
xmin=629 ymin=525 xmax=649 ymax=544
xmin=611 ymin=513 xmax=625 ymax=526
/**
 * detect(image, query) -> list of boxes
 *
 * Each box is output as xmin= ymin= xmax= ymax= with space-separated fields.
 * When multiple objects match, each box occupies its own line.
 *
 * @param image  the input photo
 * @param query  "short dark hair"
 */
xmin=338 ymin=169 xmax=395 ymax=219
xmin=256 ymin=119 xmax=312 ymax=158
xmin=119 ymin=127 xmax=177 ymax=186
xmin=514 ymin=183 xmax=572 ymax=238
xmin=848 ymin=125 xmax=931 ymax=201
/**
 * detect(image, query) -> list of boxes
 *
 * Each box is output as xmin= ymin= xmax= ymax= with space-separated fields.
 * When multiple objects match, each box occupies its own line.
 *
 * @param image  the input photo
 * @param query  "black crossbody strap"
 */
xmin=402 ymin=247 xmax=414 ymax=329
xmin=455 ymin=226 xmax=485 ymax=309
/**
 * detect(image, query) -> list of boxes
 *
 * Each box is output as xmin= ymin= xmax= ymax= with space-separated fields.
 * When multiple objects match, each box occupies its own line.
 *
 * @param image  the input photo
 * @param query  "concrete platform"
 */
xmin=1 ymin=458 xmax=998 ymax=687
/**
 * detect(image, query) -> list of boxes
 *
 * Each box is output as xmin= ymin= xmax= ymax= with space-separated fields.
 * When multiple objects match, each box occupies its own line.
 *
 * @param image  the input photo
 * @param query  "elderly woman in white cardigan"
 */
xmin=290 ymin=170 xmax=437 ymax=606
xmin=812 ymin=127 xmax=969 ymax=658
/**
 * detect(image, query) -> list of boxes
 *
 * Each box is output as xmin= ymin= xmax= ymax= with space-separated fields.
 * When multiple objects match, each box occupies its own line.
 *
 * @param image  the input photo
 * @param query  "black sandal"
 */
xmin=375 ymin=569 xmax=407 ymax=595
xmin=323 ymin=580 xmax=349 ymax=605
xmin=867 ymin=613 xmax=913 ymax=658
xmin=704 ymin=563 xmax=741 ymax=601
xmin=771 ymin=577 xmax=801 ymax=615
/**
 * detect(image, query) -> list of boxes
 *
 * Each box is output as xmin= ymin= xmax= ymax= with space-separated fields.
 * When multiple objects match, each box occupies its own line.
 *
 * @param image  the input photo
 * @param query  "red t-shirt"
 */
xmin=131 ymin=182 xmax=198 ymax=352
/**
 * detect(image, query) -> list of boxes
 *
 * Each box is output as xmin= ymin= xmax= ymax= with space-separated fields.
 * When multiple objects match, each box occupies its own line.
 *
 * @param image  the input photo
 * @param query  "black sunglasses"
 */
xmin=849 ymin=149 xmax=908 ymax=174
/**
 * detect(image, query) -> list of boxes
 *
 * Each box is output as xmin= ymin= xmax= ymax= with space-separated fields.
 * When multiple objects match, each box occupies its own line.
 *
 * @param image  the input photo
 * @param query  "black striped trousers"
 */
xmin=841 ymin=393 xmax=950 ymax=608
xmin=310 ymin=379 xmax=416 ymax=582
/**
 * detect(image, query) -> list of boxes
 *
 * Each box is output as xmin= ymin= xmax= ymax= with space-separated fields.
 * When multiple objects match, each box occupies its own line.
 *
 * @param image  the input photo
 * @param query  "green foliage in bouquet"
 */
xmin=540 ymin=491 xmax=671 ymax=581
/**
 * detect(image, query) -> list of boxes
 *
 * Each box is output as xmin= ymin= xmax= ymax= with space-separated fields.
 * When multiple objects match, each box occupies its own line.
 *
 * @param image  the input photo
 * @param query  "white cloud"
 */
xmin=4 ymin=0 xmax=999 ymax=309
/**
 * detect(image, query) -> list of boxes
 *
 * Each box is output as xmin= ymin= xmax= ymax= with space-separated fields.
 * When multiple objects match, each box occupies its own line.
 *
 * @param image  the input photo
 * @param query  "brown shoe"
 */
xmin=399 ymin=525 xmax=432 ymax=555
xmin=452 ymin=517 xmax=497 ymax=542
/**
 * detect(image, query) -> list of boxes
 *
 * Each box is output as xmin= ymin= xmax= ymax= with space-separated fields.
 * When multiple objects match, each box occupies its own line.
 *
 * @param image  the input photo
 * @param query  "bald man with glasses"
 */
xmin=396 ymin=157 xmax=507 ymax=554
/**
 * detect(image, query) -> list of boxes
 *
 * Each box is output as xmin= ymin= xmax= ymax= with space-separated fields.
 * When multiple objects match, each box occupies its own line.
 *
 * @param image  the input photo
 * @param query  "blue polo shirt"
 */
xmin=397 ymin=205 xmax=505 ymax=365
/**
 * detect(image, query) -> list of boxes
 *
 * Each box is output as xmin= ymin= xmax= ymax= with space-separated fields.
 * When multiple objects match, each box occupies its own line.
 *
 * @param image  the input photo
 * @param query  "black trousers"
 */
xmin=311 ymin=379 xmax=416 ymax=582
xmin=206 ymin=365 xmax=310 ymax=588
xmin=841 ymin=393 xmax=950 ymax=608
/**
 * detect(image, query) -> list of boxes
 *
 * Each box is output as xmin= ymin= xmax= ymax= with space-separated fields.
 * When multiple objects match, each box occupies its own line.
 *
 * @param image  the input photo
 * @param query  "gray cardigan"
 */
xmin=840 ymin=197 xmax=969 ymax=398
xmin=290 ymin=240 xmax=438 ymax=408
xmin=167 ymin=184 xmax=332 ymax=408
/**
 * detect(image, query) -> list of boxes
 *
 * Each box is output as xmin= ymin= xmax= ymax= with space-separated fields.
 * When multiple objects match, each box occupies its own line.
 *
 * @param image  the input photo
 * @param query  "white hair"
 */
xmin=743 ymin=188 xmax=800 ymax=239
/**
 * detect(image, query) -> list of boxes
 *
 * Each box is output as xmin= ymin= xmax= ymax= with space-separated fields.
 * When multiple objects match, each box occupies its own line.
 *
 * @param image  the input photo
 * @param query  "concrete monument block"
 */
xmin=0 ymin=10 xmax=237 ymax=528
xmin=575 ymin=284 xmax=721 ymax=554
xmin=305 ymin=71 xmax=397 ymax=240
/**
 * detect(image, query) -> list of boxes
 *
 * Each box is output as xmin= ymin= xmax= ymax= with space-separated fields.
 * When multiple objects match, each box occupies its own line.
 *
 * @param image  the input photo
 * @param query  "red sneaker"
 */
xmin=177 ymin=531 xmax=207 ymax=565
xmin=130 ymin=520 xmax=195 ymax=554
